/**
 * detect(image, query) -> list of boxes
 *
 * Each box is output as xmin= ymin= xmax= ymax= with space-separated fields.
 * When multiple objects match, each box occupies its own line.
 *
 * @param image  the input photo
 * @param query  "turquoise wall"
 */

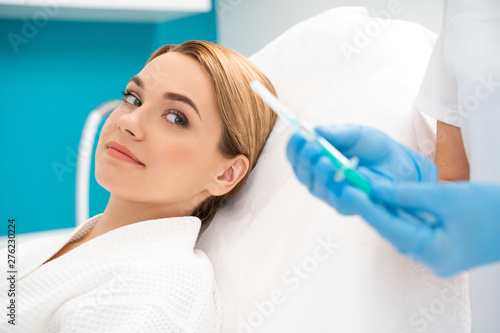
xmin=0 ymin=4 xmax=217 ymax=235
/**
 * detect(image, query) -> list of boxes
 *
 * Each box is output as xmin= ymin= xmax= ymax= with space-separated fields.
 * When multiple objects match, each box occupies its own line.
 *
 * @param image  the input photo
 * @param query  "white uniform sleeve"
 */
xmin=413 ymin=0 xmax=461 ymax=127
xmin=413 ymin=0 xmax=500 ymax=182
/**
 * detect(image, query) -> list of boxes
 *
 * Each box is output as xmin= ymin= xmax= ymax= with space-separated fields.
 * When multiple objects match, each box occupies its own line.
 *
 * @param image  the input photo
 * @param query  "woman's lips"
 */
xmin=106 ymin=141 xmax=144 ymax=166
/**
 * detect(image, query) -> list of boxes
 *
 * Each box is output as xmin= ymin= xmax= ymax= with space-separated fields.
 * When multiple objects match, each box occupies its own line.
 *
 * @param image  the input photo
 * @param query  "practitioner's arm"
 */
xmin=359 ymin=181 xmax=500 ymax=277
xmin=435 ymin=120 xmax=469 ymax=181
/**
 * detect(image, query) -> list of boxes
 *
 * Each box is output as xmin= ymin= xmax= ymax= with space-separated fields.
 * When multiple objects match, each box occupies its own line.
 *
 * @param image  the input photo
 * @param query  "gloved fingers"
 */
xmin=314 ymin=124 xmax=362 ymax=150
xmin=356 ymin=166 xmax=389 ymax=184
xmin=403 ymin=147 xmax=439 ymax=182
xmin=322 ymin=166 xmax=382 ymax=215
xmin=286 ymin=131 xmax=308 ymax=167
xmin=328 ymin=166 xmax=412 ymax=217
xmin=371 ymin=182 xmax=443 ymax=216
xmin=315 ymin=124 xmax=393 ymax=162
xmin=310 ymin=156 xmax=337 ymax=199
xmin=349 ymin=166 xmax=422 ymax=217
xmin=295 ymin=142 xmax=322 ymax=189
xmin=418 ymin=231 xmax=462 ymax=278
xmin=308 ymin=156 xmax=354 ymax=214
xmin=293 ymin=152 xmax=360 ymax=215
xmin=330 ymin=182 xmax=370 ymax=215
xmin=356 ymin=195 xmax=436 ymax=256
xmin=353 ymin=166 xmax=398 ymax=197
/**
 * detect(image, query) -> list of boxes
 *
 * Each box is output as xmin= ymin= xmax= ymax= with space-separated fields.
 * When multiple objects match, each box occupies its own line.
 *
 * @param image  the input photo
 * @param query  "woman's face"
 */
xmin=95 ymin=52 xmax=232 ymax=213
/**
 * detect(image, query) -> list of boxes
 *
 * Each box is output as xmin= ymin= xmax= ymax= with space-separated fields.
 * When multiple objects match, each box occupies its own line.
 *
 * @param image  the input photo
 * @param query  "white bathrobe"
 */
xmin=0 ymin=214 xmax=222 ymax=333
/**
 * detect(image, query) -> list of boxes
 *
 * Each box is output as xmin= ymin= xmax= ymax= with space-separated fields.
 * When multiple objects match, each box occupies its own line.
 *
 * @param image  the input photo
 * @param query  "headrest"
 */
xmin=198 ymin=7 xmax=469 ymax=333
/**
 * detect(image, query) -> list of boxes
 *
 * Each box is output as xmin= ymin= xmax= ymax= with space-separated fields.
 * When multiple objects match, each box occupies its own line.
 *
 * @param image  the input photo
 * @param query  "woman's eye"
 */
xmin=122 ymin=92 xmax=141 ymax=106
xmin=164 ymin=111 xmax=188 ymax=127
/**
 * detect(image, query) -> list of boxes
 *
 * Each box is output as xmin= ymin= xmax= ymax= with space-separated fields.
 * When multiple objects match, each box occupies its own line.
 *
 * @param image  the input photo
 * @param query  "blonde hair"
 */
xmin=146 ymin=41 xmax=277 ymax=224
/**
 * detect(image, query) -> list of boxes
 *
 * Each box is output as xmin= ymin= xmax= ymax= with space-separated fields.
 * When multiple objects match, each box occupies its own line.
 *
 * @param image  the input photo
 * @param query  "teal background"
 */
xmin=0 ymin=3 xmax=217 ymax=235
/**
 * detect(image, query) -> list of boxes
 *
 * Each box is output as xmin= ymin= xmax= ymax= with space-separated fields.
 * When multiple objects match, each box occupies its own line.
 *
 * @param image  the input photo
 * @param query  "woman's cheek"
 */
xmin=99 ymin=118 xmax=114 ymax=138
xmin=160 ymin=142 xmax=199 ymax=168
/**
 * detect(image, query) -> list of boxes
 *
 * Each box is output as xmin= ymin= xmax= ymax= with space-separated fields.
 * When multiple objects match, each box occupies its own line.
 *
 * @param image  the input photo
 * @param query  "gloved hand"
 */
xmin=286 ymin=124 xmax=437 ymax=215
xmin=359 ymin=181 xmax=500 ymax=277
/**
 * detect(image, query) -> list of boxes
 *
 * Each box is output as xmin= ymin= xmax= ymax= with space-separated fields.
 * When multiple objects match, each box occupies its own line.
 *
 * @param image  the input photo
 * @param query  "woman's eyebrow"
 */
xmin=164 ymin=92 xmax=201 ymax=120
xmin=128 ymin=75 xmax=201 ymax=120
xmin=129 ymin=75 xmax=144 ymax=88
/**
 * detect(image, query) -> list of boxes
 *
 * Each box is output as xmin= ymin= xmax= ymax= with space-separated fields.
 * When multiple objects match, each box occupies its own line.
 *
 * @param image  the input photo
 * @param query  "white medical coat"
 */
xmin=414 ymin=0 xmax=500 ymax=331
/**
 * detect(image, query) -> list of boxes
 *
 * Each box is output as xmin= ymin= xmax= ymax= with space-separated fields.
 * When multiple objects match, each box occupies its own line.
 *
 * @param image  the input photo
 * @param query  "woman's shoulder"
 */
xmin=110 ymin=216 xmax=211 ymax=275
xmin=119 ymin=245 xmax=215 ymax=280
xmin=3 ymin=233 xmax=70 ymax=274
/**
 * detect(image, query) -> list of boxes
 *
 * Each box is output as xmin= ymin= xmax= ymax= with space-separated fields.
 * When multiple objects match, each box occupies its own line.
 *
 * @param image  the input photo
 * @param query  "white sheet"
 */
xmin=197 ymin=7 xmax=470 ymax=333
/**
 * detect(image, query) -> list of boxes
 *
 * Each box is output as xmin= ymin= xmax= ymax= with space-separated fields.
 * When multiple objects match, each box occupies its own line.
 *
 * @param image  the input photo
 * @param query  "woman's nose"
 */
xmin=117 ymin=107 xmax=146 ymax=140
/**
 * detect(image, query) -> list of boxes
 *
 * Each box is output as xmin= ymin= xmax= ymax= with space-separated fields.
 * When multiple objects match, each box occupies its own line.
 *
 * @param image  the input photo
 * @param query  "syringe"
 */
xmin=250 ymin=80 xmax=372 ymax=197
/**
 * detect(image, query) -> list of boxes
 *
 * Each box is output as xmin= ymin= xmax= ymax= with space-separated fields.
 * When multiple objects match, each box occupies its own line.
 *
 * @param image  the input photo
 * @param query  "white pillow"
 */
xmin=198 ymin=7 xmax=470 ymax=333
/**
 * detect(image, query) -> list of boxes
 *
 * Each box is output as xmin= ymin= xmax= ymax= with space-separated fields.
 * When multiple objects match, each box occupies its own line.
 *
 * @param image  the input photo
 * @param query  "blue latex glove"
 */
xmin=360 ymin=182 xmax=500 ymax=276
xmin=286 ymin=124 xmax=437 ymax=215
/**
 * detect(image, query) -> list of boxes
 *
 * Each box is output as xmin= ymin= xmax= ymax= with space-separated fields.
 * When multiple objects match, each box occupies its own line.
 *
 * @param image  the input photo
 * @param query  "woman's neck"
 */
xmin=83 ymin=194 xmax=191 ymax=243
xmin=44 ymin=195 xmax=196 ymax=265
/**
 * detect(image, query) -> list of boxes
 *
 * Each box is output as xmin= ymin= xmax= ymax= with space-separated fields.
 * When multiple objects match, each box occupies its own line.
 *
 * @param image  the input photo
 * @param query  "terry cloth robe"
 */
xmin=0 ymin=213 xmax=222 ymax=333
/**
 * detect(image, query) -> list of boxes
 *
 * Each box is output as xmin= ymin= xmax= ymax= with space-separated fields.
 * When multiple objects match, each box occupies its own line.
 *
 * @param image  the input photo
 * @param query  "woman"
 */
xmin=2 ymin=41 xmax=276 ymax=332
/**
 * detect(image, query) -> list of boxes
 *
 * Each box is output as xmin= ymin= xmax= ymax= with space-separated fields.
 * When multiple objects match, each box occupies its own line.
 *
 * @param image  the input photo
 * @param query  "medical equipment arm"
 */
xmin=286 ymin=124 xmax=438 ymax=215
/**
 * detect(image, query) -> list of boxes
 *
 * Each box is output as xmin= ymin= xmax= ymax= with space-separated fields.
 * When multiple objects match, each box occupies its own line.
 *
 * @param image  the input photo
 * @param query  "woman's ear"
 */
xmin=208 ymin=155 xmax=249 ymax=196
